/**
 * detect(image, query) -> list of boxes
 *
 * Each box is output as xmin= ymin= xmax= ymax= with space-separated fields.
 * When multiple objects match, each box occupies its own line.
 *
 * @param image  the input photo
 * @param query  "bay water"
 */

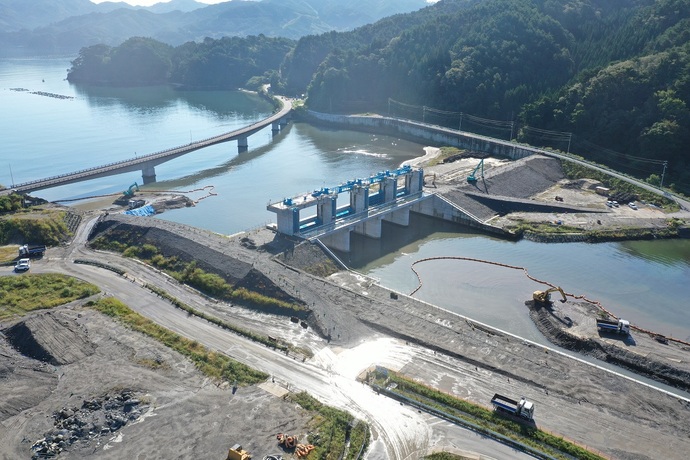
xmin=2 ymin=56 xmax=689 ymax=344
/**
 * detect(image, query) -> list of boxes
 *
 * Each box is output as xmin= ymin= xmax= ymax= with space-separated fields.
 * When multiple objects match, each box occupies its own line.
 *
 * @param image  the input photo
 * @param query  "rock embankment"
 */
xmin=527 ymin=300 xmax=690 ymax=392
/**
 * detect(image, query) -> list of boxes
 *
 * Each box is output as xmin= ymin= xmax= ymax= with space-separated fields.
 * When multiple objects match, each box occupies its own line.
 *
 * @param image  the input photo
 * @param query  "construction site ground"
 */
xmin=1 ymin=149 xmax=690 ymax=460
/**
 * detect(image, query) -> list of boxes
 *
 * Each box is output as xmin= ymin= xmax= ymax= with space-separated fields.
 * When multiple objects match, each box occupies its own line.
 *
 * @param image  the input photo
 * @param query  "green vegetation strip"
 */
xmin=144 ymin=283 xmax=289 ymax=352
xmin=368 ymin=369 xmax=603 ymax=460
xmin=0 ymin=274 xmax=99 ymax=321
xmin=92 ymin=240 xmax=304 ymax=313
xmin=0 ymin=207 xmax=71 ymax=246
xmin=289 ymin=392 xmax=370 ymax=460
xmin=90 ymin=297 xmax=267 ymax=385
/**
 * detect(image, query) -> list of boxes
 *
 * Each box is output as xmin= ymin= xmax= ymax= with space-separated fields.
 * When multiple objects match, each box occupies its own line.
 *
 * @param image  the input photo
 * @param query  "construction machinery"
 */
xmin=19 ymin=244 xmax=46 ymax=258
xmin=123 ymin=182 xmax=139 ymax=198
xmin=596 ymin=318 xmax=630 ymax=335
xmin=491 ymin=393 xmax=535 ymax=421
xmin=467 ymin=159 xmax=484 ymax=183
xmin=226 ymin=444 xmax=251 ymax=460
xmin=533 ymin=286 xmax=567 ymax=304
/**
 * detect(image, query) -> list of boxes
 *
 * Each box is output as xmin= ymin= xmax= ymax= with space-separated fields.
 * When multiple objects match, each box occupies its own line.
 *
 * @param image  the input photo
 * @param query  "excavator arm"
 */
xmin=533 ymin=287 xmax=567 ymax=304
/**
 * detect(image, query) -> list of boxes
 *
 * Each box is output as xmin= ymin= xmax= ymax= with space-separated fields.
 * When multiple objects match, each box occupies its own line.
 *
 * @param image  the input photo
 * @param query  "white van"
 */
xmin=15 ymin=258 xmax=31 ymax=272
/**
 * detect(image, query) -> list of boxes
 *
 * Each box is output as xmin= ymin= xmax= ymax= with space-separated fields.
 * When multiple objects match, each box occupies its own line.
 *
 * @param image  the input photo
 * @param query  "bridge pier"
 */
xmin=238 ymin=136 xmax=248 ymax=153
xmin=354 ymin=217 xmax=382 ymax=239
xmin=383 ymin=208 xmax=410 ymax=226
xmin=272 ymin=121 xmax=280 ymax=132
xmin=142 ymin=164 xmax=156 ymax=184
xmin=316 ymin=195 xmax=336 ymax=226
xmin=319 ymin=230 xmax=351 ymax=253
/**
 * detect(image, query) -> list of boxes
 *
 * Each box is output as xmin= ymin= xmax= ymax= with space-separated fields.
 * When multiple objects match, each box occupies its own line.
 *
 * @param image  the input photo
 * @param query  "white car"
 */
xmin=15 ymin=258 xmax=31 ymax=272
xmin=612 ymin=201 xmax=619 ymax=207
xmin=628 ymin=202 xmax=638 ymax=210
xmin=606 ymin=200 xmax=613 ymax=207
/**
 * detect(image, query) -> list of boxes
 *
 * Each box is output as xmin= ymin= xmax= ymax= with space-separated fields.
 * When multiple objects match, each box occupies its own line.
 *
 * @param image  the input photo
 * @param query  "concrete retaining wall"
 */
xmin=305 ymin=111 xmax=532 ymax=160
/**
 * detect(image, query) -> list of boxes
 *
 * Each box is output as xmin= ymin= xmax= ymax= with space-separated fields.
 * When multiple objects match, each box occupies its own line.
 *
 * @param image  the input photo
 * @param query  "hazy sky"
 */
xmin=92 ymin=0 xmax=438 ymax=6
xmin=91 ymin=0 xmax=229 ymax=6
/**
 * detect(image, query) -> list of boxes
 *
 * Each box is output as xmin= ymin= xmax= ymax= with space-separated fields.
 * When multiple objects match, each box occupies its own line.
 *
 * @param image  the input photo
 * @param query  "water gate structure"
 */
xmin=267 ymin=165 xmax=503 ymax=252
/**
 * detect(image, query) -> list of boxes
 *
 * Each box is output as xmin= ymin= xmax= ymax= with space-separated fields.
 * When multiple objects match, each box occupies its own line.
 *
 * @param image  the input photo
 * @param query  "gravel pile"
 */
xmin=31 ymin=389 xmax=146 ymax=459
xmin=440 ymin=155 xmax=565 ymax=221
xmin=5 ymin=311 xmax=96 ymax=365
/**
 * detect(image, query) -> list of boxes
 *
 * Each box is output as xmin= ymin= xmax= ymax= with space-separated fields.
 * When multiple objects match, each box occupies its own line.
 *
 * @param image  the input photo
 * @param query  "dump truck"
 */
xmin=596 ymin=318 xmax=630 ymax=335
xmin=491 ymin=393 xmax=534 ymax=421
xmin=18 ymin=244 xmax=46 ymax=258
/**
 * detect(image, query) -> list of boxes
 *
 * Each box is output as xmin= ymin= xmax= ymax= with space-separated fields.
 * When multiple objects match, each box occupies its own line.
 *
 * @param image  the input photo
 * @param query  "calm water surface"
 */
xmin=2 ymin=57 xmax=690 ymax=343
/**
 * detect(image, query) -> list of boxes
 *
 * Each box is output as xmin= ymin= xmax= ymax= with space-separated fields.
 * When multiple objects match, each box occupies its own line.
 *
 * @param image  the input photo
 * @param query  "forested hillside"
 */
xmin=67 ymin=35 xmax=295 ymax=88
xmin=66 ymin=0 xmax=690 ymax=192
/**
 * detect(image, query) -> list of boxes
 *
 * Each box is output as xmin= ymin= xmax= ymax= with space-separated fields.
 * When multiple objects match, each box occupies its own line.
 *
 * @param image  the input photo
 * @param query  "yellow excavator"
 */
xmin=533 ymin=286 xmax=567 ymax=304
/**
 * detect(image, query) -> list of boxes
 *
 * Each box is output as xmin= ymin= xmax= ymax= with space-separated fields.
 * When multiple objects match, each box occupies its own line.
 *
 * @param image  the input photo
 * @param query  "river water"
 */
xmin=2 ymin=57 xmax=690 ymax=344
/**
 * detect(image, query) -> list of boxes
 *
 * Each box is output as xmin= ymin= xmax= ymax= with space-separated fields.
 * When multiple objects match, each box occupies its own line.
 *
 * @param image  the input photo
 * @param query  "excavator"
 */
xmin=533 ymin=286 xmax=567 ymax=305
xmin=122 ymin=182 xmax=139 ymax=198
xmin=467 ymin=159 xmax=484 ymax=183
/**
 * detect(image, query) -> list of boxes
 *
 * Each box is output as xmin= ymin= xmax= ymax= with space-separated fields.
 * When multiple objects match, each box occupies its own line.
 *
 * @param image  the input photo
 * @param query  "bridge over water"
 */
xmin=2 ymin=95 xmax=292 ymax=195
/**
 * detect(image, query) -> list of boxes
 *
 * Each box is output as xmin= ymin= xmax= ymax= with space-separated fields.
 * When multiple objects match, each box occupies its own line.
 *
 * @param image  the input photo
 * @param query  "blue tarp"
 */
xmin=123 ymin=204 xmax=155 ymax=216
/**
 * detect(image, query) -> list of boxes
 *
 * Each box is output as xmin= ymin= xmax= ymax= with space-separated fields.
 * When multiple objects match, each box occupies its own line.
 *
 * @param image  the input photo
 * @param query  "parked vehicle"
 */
xmin=18 ymin=244 xmax=46 ymax=258
xmin=14 ymin=258 xmax=31 ymax=272
xmin=628 ymin=202 xmax=638 ymax=210
xmin=490 ymin=393 xmax=535 ymax=420
xmin=596 ymin=318 xmax=630 ymax=335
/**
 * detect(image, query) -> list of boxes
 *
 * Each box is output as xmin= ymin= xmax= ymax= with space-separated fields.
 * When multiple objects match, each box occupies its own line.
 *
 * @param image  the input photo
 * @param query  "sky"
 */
xmin=92 ymin=0 xmax=438 ymax=6
xmin=91 ymin=0 xmax=229 ymax=6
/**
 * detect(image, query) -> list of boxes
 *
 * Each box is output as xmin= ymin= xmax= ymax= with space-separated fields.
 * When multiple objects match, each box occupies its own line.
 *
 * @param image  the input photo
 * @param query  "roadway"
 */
xmin=16 ymin=214 xmax=536 ymax=460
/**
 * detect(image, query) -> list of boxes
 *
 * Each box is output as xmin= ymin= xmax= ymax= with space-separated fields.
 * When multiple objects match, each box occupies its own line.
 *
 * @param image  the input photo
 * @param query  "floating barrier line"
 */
xmin=409 ymin=256 xmax=690 ymax=346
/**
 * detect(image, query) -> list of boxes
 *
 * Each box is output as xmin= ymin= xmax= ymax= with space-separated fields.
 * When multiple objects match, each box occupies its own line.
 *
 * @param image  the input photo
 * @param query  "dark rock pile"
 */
xmin=31 ymin=389 xmax=147 ymax=459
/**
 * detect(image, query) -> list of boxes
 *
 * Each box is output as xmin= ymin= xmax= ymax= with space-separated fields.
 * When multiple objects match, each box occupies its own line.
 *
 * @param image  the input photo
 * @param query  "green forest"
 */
xmin=67 ymin=0 xmax=690 ymax=192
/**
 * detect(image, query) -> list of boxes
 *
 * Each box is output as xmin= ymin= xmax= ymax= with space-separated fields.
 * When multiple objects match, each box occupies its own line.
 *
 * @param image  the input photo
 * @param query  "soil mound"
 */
xmin=5 ymin=311 xmax=96 ymax=365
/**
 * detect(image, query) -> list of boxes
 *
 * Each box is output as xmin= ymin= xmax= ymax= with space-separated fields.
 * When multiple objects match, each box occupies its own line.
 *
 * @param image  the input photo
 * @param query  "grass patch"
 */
xmin=368 ymin=369 xmax=603 ymax=460
xmin=0 ymin=207 xmax=71 ymax=246
xmin=0 ymin=244 xmax=18 ymax=264
xmin=424 ymin=453 xmax=476 ymax=460
xmin=90 ymin=297 xmax=267 ymax=386
xmin=91 ymin=239 xmax=304 ymax=313
xmin=0 ymin=273 xmax=100 ymax=320
xmin=506 ymin=219 xmax=584 ymax=236
xmin=562 ymin=161 xmax=678 ymax=212
xmin=289 ymin=392 xmax=370 ymax=460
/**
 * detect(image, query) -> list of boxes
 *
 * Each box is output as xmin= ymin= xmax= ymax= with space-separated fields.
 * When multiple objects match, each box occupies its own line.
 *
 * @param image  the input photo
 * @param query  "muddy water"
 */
xmin=351 ymin=214 xmax=690 ymax=344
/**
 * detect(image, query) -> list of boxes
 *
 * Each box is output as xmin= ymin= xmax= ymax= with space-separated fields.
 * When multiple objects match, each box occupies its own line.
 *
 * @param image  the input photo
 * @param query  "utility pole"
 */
xmin=9 ymin=163 xmax=15 ymax=188
xmin=660 ymin=161 xmax=668 ymax=189
xmin=567 ymin=133 xmax=572 ymax=155
xmin=458 ymin=113 xmax=463 ymax=132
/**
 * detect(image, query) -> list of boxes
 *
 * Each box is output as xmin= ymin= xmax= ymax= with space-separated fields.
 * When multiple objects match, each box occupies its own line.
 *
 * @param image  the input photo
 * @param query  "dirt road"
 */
xmin=2 ymin=151 xmax=690 ymax=459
